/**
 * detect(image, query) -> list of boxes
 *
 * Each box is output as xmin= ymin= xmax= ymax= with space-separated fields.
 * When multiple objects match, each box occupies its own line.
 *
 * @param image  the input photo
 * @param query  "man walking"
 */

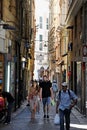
xmin=56 ymin=82 xmax=77 ymax=130
xmin=39 ymin=75 xmax=54 ymax=118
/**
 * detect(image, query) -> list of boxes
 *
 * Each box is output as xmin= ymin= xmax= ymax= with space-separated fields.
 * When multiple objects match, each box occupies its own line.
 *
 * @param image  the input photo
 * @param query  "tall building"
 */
xmin=34 ymin=0 xmax=49 ymax=80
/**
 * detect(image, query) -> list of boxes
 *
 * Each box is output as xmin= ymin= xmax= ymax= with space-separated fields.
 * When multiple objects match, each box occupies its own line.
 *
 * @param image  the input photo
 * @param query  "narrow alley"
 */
xmin=0 ymin=101 xmax=87 ymax=130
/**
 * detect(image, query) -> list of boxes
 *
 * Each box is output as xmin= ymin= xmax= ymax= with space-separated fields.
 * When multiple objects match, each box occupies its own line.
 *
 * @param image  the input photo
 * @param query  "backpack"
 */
xmin=59 ymin=89 xmax=71 ymax=100
xmin=52 ymin=83 xmax=58 ymax=92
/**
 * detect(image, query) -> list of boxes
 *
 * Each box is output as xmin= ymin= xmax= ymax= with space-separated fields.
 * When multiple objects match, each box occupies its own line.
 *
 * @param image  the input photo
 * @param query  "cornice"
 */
xmin=66 ymin=0 xmax=83 ymax=24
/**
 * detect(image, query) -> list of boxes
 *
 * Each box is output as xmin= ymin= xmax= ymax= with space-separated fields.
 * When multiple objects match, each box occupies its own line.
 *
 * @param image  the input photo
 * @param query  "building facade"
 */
xmin=48 ymin=0 xmax=87 ymax=116
xmin=65 ymin=0 xmax=87 ymax=116
xmin=48 ymin=0 xmax=61 ymax=84
xmin=0 ymin=0 xmax=36 ymax=110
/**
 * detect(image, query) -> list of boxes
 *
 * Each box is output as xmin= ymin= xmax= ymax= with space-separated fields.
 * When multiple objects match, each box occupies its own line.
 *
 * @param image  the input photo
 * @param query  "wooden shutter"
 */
xmin=0 ymin=0 xmax=3 ymax=19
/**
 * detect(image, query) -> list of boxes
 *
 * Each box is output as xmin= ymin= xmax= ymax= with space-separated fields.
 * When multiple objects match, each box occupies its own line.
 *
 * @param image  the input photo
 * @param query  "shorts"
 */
xmin=42 ymin=97 xmax=51 ymax=105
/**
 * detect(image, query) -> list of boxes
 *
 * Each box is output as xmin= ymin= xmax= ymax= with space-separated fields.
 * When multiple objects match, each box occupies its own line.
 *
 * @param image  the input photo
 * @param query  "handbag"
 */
xmin=54 ymin=113 xmax=60 ymax=125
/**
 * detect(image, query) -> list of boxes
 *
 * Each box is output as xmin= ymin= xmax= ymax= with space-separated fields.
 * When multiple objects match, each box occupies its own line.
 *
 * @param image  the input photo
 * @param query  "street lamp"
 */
xmin=21 ymin=57 xmax=26 ymax=69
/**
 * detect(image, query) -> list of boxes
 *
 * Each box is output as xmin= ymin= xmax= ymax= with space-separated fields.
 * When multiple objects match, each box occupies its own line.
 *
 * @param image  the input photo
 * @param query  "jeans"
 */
xmin=59 ymin=109 xmax=71 ymax=130
xmin=5 ymin=102 xmax=14 ymax=123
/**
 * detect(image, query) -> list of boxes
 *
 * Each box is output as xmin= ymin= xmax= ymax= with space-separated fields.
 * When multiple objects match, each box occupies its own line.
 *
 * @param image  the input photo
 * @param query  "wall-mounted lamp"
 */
xmin=21 ymin=57 xmax=26 ymax=69
xmin=21 ymin=57 xmax=26 ymax=62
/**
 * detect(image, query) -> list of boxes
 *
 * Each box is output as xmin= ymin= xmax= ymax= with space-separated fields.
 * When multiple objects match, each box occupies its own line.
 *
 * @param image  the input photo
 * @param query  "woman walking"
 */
xmin=28 ymin=80 xmax=39 ymax=121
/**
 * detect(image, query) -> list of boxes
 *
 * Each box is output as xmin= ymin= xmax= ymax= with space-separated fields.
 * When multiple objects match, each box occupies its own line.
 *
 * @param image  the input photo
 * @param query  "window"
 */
xmin=75 ymin=15 xmax=77 ymax=38
xmin=39 ymin=16 xmax=43 ymax=29
xmin=0 ymin=0 xmax=2 ymax=19
xmin=39 ymin=35 xmax=43 ymax=50
xmin=39 ymin=35 xmax=42 ymax=42
xmin=46 ymin=18 xmax=49 ymax=29
xmin=39 ymin=42 xmax=42 ymax=51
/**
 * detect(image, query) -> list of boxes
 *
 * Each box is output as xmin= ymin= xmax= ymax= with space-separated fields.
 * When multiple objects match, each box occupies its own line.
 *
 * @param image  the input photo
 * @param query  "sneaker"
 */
xmin=47 ymin=115 xmax=49 ymax=118
xmin=44 ymin=115 xmax=46 ymax=118
xmin=4 ymin=122 xmax=8 ymax=125
xmin=26 ymin=103 xmax=30 ymax=106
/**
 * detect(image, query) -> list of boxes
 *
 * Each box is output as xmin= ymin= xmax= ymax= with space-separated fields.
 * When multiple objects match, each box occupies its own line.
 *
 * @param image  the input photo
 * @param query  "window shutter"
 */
xmin=0 ymin=0 xmax=3 ymax=19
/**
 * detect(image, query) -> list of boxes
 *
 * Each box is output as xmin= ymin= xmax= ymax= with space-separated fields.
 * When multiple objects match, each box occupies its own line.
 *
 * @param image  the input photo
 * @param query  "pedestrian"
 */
xmin=52 ymin=80 xmax=58 ymax=101
xmin=34 ymin=80 xmax=40 ymax=114
xmin=56 ymin=82 xmax=78 ymax=130
xmin=28 ymin=80 xmax=39 ymax=120
xmin=39 ymin=75 xmax=54 ymax=118
xmin=2 ymin=91 xmax=15 ymax=124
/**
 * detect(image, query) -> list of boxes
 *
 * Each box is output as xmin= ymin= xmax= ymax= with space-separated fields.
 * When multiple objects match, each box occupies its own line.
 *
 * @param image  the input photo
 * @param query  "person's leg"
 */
xmin=5 ymin=103 xmax=13 ymax=123
xmin=31 ymin=110 xmax=35 ymax=120
xmin=31 ymin=97 xmax=37 ymax=120
xmin=54 ymin=92 xmax=56 ymax=101
xmin=64 ymin=109 xmax=71 ymax=130
xmin=30 ymin=100 xmax=34 ymax=120
xmin=47 ymin=97 xmax=50 ymax=118
xmin=42 ymin=98 xmax=46 ymax=118
xmin=37 ymin=101 xmax=40 ymax=113
xmin=31 ymin=107 xmax=36 ymax=120
xmin=59 ymin=109 xmax=64 ymax=130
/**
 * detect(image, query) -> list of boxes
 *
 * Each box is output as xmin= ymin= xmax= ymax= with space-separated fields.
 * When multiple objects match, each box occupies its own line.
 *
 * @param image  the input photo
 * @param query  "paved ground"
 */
xmin=0 ymin=100 xmax=87 ymax=130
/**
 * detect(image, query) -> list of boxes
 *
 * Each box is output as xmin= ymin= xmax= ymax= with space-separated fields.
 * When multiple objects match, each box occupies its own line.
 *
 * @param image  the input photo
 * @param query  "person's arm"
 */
xmin=39 ymin=87 xmax=42 ymax=101
xmin=69 ymin=90 xmax=78 ymax=109
xmin=50 ymin=87 xmax=54 ymax=99
xmin=70 ymin=98 xmax=77 ymax=109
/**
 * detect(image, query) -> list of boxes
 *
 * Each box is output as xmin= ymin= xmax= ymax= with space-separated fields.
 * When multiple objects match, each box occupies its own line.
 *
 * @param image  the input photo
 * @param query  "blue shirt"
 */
xmin=57 ymin=89 xmax=78 ymax=110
